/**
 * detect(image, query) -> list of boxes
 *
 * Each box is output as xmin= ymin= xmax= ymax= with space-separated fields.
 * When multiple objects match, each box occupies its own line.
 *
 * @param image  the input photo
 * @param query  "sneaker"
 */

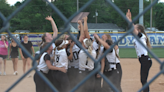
xmin=15 ymin=71 xmax=18 ymax=75
xmin=3 ymin=72 xmax=6 ymax=75
xmin=14 ymin=71 xmax=18 ymax=75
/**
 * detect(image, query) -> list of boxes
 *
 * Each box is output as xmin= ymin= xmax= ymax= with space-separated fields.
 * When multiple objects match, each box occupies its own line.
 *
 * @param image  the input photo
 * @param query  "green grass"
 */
xmin=8 ymin=47 xmax=164 ymax=60
xmin=119 ymin=48 xmax=164 ymax=58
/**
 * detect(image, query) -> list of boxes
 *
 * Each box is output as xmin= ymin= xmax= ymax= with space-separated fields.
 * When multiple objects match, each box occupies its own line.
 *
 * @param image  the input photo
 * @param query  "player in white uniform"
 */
xmin=35 ymin=16 xmax=58 ymax=59
xmin=126 ymin=9 xmax=152 ymax=92
xmin=34 ymin=16 xmax=58 ymax=92
xmin=94 ymin=34 xmax=122 ymax=92
xmin=52 ymin=39 xmax=71 ymax=92
xmin=75 ymin=17 xmax=96 ymax=92
xmin=33 ymin=43 xmax=66 ymax=92
xmin=65 ymin=36 xmax=81 ymax=89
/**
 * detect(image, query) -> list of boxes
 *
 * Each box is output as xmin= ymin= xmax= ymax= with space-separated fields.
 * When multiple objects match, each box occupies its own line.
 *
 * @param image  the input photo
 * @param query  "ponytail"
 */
xmin=136 ymin=24 xmax=152 ymax=49
xmin=114 ymin=48 xmax=119 ymax=59
xmin=52 ymin=47 xmax=57 ymax=62
xmin=38 ymin=33 xmax=46 ymax=46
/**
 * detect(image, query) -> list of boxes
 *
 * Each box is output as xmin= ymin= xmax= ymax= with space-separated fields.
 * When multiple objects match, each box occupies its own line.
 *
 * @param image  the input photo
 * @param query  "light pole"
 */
xmin=150 ymin=0 xmax=153 ymax=31
xmin=76 ymin=0 xmax=79 ymax=31
xmin=93 ymin=9 xmax=98 ymax=23
xmin=139 ymin=0 xmax=144 ymax=25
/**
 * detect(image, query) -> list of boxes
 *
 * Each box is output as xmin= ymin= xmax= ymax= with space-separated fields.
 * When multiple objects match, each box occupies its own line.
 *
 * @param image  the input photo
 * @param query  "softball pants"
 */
xmin=103 ymin=63 xmax=122 ymax=92
xmin=76 ymin=70 xmax=95 ymax=92
xmin=33 ymin=71 xmax=53 ymax=92
xmin=52 ymin=70 xmax=70 ymax=92
xmin=67 ymin=67 xmax=79 ymax=89
xmin=139 ymin=55 xmax=152 ymax=92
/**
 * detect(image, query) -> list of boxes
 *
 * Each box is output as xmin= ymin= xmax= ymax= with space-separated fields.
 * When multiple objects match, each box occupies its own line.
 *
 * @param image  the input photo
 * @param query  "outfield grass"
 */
xmin=9 ymin=47 xmax=164 ymax=60
xmin=119 ymin=48 xmax=164 ymax=58
xmin=34 ymin=47 xmax=164 ymax=58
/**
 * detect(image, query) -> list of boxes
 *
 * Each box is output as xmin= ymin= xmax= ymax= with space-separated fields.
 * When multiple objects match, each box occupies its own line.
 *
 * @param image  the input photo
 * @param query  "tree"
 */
xmin=0 ymin=0 xmax=13 ymax=29
xmin=154 ymin=3 xmax=164 ymax=30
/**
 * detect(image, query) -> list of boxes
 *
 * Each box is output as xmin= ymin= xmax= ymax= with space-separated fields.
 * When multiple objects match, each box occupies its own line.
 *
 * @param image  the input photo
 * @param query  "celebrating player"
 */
xmin=126 ymin=9 xmax=152 ymax=92
xmin=76 ymin=17 xmax=96 ymax=92
xmin=34 ymin=42 xmax=66 ymax=92
xmin=52 ymin=39 xmax=70 ymax=92
xmin=94 ymin=34 xmax=122 ymax=92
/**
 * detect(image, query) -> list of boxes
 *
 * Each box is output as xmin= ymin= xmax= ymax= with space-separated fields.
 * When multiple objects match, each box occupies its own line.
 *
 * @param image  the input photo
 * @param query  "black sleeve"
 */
xmin=77 ymin=31 xmax=80 ymax=40
xmin=103 ymin=48 xmax=113 ymax=53
xmin=40 ymin=46 xmax=43 ymax=51
xmin=29 ymin=41 xmax=33 ymax=47
xmin=66 ymin=50 xmax=70 ymax=57
xmin=19 ymin=42 xmax=23 ymax=48
xmin=44 ymin=54 xmax=51 ymax=61
xmin=138 ymin=32 xmax=143 ymax=38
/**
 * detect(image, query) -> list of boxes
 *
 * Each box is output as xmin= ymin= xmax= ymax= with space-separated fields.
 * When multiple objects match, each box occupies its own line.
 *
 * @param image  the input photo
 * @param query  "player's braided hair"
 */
xmin=95 ymin=36 xmax=101 ymax=59
xmin=52 ymin=39 xmax=64 ymax=61
xmin=84 ymin=39 xmax=93 ymax=61
xmin=136 ymin=24 xmax=151 ymax=49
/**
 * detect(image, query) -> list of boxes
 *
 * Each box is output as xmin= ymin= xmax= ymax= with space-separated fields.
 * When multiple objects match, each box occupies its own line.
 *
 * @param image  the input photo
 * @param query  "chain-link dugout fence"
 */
xmin=0 ymin=0 xmax=164 ymax=92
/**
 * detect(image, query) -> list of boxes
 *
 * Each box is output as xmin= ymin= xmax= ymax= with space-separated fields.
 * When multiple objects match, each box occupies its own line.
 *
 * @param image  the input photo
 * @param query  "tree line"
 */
xmin=0 ymin=0 xmax=164 ymax=32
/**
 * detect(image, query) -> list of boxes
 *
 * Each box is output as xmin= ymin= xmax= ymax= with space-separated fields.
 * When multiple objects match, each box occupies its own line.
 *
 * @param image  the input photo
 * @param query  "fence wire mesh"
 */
xmin=0 ymin=0 xmax=163 ymax=92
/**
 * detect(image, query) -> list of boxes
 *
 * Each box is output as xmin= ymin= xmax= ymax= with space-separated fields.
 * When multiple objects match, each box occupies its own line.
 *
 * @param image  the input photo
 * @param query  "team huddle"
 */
xmin=0 ymin=9 xmax=152 ymax=92
xmin=33 ymin=9 xmax=152 ymax=92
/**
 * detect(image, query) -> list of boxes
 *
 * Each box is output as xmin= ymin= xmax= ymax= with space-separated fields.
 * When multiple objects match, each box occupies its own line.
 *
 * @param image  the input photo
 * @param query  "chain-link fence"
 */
xmin=0 ymin=0 xmax=164 ymax=92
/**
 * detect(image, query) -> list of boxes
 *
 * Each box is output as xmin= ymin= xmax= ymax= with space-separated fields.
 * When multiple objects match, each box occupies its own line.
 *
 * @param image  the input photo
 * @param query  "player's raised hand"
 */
xmin=45 ymin=16 xmax=53 ymax=21
xmin=126 ymin=9 xmax=132 ymax=22
xmin=78 ymin=20 xmax=82 ymax=24
xmin=83 ymin=16 xmax=88 ymax=22
xmin=94 ymin=34 xmax=99 ymax=39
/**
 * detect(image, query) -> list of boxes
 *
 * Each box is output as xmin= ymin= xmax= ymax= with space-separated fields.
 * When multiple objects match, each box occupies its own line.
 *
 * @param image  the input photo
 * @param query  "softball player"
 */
xmin=75 ymin=17 xmax=96 ymax=92
xmin=66 ymin=37 xmax=81 ymax=89
xmin=126 ymin=9 xmax=152 ymax=92
xmin=52 ymin=39 xmax=70 ymax=92
xmin=34 ymin=42 xmax=66 ymax=92
xmin=94 ymin=34 xmax=122 ymax=92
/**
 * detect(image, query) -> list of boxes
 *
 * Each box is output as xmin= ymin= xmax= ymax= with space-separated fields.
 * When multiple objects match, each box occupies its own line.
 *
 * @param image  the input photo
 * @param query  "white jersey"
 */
xmin=92 ymin=41 xmax=99 ymax=51
xmin=68 ymin=45 xmax=81 ymax=68
xmin=106 ymin=48 xmax=118 ymax=70
xmin=51 ymin=43 xmax=56 ymax=57
xmin=97 ymin=46 xmax=104 ymax=59
xmin=53 ymin=49 xmax=68 ymax=69
xmin=37 ymin=52 xmax=49 ymax=74
xmin=79 ymin=49 xmax=96 ymax=71
xmin=133 ymin=33 xmax=148 ymax=57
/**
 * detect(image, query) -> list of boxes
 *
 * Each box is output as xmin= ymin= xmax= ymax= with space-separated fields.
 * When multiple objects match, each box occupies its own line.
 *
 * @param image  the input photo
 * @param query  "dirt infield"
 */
xmin=0 ymin=58 xmax=164 ymax=92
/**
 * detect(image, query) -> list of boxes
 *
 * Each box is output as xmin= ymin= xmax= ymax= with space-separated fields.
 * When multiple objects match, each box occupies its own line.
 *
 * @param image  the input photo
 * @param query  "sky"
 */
xmin=6 ymin=0 xmax=164 ymax=5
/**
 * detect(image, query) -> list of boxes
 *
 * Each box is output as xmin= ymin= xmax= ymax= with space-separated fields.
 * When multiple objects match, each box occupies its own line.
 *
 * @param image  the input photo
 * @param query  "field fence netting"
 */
xmin=0 ymin=0 xmax=164 ymax=92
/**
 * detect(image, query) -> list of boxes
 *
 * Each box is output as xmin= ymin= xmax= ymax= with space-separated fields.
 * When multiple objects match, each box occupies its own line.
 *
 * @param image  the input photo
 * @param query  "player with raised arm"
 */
xmin=94 ymin=34 xmax=122 ymax=92
xmin=126 ymin=9 xmax=152 ymax=92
